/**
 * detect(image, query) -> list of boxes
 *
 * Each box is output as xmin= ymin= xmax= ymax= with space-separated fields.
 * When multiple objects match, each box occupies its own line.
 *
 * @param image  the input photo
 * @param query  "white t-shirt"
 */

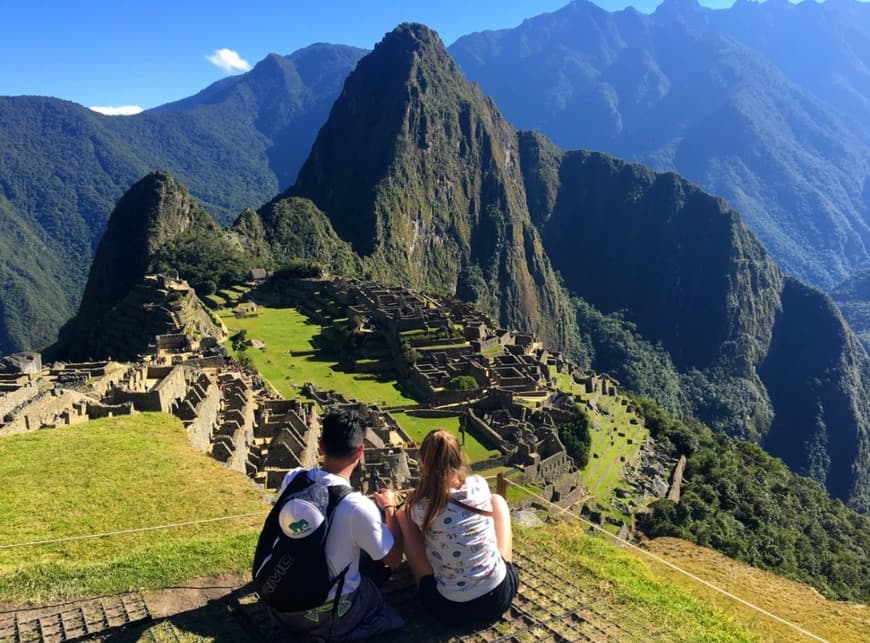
xmin=410 ymin=474 xmax=506 ymax=602
xmin=280 ymin=467 xmax=393 ymax=599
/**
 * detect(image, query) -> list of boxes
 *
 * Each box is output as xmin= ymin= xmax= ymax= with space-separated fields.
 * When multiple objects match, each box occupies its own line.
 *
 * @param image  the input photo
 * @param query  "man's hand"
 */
xmin=371 ymin=488 xmax=397 ymax=510
xmin=371 ymin=487 xmax=403 ymax=567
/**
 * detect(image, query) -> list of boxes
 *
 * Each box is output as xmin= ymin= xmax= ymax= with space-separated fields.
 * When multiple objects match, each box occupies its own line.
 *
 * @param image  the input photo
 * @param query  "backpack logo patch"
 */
xmin=278 ymin=498 xmax=324 ymax=539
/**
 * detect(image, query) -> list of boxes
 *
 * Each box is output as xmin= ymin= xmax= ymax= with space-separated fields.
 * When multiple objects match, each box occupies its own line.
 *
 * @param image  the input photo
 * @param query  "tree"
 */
xmin=446 ymin=375 xmax=478 ymax=391
xmin=558 ymin=409 xmax=591 ymax=468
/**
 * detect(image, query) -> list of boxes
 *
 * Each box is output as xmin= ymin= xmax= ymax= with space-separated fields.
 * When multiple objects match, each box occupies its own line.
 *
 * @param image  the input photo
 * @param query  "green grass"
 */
xmin=222 ymin=306 xmax=416 ymax=406
xmin=580 ymin=393 xmax=648 ymax=504
xmin=390 ymin=412 xmax=499 ymax=463
xmin=416 ymin=342 xmax=470 ymax=351
xmin=482 ymin=344 xmax=503 ymax=357
xmin=505 ymin=481 xmax=544 ymax=504
xmin=553 ymin=370 xmax=583 ymax=395
xmin=0 ymin=414 xmax=267 ymax=603
xmin=517 ymin=523 xmax=754 ymax=641
xmin=204 ymin=293 xmax=227 ymax=308
xmin=217 ymin=288 xmax=241 ymax=303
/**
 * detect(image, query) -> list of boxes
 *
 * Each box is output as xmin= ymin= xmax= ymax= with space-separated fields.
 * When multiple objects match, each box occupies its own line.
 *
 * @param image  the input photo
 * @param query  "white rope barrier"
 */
xmin=0 ymin=511 xmax=268 ymax=551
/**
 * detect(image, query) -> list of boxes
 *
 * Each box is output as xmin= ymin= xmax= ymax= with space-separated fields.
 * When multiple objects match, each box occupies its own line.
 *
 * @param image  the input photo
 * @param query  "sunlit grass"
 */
xmin=222 ymin=306 xmax=415 ymax=406
xmin=642 ymin=538 xmax=869 ymax=643
xmin=580 ymin=393 xmax=647 ymax=502
xmin=390 ymin=412 xmax=499 ymax=463
xmin=517 ymin=523 xmax=754 ymax=641
xmin=0 ymin=414 xmax=267 ymax=603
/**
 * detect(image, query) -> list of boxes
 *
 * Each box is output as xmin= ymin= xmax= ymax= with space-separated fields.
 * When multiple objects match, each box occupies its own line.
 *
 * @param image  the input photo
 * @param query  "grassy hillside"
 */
xmin=642 ymin=537 xmax=870 ymax=643
xmin=516 ymin=523 xmax=753 ymax=641
xmin=637 ymin=397 xmax=870 ymax=603
xmin=0 ymin=414 xmax=267 ymax=603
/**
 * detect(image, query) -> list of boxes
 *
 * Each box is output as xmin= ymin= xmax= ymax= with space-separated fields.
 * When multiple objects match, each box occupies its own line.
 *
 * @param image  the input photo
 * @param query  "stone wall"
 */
xmin=466 ymin=408 xmax=511 ymax=452
xmin=114 ymin=366 xmax=186 ymax=412
xmin=0 ymin=380 xmax=38 ymax=419
xmin=0 ymin=390 xmax=94 ymax=435
xmin=186 ymin=374 xmax=221 ymax=453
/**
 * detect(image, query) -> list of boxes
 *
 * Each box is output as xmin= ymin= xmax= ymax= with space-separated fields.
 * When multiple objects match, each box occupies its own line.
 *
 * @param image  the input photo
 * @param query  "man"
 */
xmin=269 ymin=409 xmax=404 ymax=641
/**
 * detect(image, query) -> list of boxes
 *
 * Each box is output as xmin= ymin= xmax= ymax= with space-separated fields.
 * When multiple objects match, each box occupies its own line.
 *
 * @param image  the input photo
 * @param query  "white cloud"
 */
xmin=89 ymin=105 xmax=144 ymax=116
xmin=206 ymin=48 xmax=252 ymax=74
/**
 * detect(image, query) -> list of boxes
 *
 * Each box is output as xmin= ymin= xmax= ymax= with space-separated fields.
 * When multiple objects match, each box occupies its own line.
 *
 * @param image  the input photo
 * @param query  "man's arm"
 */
xmin=372 ymin=488 xmax=404 ymax=568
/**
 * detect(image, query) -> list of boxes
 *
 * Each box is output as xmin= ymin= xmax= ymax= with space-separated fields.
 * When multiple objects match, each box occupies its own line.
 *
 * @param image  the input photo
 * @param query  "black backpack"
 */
xmin=252 ymin=471 xmax=352 ymax=613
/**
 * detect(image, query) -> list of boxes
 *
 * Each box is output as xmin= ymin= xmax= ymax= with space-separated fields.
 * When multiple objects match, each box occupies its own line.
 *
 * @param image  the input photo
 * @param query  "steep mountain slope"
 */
xmin=53 ymin=171 xmax=237 ymax=361
xmin=0 ymin=195 xmax=71 ymax=355
xmin=832 ymin=268 xmax=870 ymax=351
xmin=659 ymin=0 xmax=870 ymax=126
xmin=287 ymin=23 xmax=579 ymax=352
xmin=449 ymin=0 xmax=870 ymax=291
xmin=520 ymin=135 xmax=870 ymax=511
xmin=760 ymin=278 xmax=870 ymax=511
xmin=0 ymin=45 xmax=364 ymax=353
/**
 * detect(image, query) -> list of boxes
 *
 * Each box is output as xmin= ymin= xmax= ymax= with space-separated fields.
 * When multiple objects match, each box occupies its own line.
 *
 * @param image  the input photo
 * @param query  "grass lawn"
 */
xmin=204 ymin=293 xmax=227 ymax=308
xmin=553 ymin=370 xmax=583 ymax=395
xmin=223 ymin=306 xmax=416 ymax=406
xmin=0 ymin=414 xmax=267 ymax=603
xmin=390 ymin=412 xmax=499 ymax=463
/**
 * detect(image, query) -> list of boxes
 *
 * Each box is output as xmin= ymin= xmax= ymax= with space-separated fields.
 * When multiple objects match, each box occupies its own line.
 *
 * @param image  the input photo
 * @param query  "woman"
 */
xmin=397 ymin=430 xmax=518 ymax=625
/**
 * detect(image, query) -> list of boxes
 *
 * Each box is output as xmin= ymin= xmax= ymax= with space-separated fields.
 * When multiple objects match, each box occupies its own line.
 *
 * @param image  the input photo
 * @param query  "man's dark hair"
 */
xmin=321 ymin=409 xmax=366 ymax=458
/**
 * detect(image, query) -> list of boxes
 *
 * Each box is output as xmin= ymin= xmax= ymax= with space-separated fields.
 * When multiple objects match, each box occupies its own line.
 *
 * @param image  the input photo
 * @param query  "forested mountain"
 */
xmin=0 ymin=44 xmax=364 ymax=354
xmin=51 ymin=171 xmax=242 ymax=361
xmin=8 ymin=0 xmax=870 ymax=353
xmin=449 ymin=0 xmax=870 ymax=292
xmin=833 ymin=268 xmax=870 ymax=351
xmin=60 ymin=23 xmax=870 ymax=512
xmin=520 ymin=138 xmax=870 ymax=510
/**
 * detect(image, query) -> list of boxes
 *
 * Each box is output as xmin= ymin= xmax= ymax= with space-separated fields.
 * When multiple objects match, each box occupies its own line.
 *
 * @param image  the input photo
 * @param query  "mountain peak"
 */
xmin=382 ymin=22 xmax=443 ymax=49
xmin=654 ymin=0 xmax=705 ymax=20
xmin=69 ymin=171 xmax=214 ymax=328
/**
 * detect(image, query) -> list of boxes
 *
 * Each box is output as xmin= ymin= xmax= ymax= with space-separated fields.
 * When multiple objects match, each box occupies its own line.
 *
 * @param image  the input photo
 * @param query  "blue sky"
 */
xmin=3 ymin=0 xmax=738 ymax=111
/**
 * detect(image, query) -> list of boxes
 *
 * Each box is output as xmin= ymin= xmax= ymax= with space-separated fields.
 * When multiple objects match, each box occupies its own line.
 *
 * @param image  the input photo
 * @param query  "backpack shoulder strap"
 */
xmin=275 ymin=469 xmax=313 ymax=506
xmin=449 ymin=496 xmax=494 ymax=517
xmin=323 ymin=484 xmax=355 ymax=623
xmin=325 ymin=484 xmax=353 ymax=521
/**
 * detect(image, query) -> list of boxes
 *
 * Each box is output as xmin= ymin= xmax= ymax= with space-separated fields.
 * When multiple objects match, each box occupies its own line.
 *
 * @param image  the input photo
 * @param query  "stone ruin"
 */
xmin=467 ymin=391 xmax=585 ymax=506
xmin=0 ymin=273 xmax=655 ymax=518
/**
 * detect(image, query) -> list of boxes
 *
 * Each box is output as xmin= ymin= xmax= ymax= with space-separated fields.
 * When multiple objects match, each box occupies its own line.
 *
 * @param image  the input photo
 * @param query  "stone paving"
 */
xmin=1 ymin=541 xmax=675 ymax=643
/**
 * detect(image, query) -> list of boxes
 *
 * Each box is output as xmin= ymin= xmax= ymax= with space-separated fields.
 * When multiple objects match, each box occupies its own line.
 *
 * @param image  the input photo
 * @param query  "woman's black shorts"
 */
xmin=418 ymin=561 xmax=519 ymax=626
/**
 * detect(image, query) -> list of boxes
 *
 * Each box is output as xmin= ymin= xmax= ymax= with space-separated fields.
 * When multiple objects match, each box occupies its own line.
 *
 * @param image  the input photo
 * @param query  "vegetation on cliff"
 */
xmin=635 ymin=397 xmax=870 ymax=603
xmin=520 ymin=135 xmax=869 ymax=511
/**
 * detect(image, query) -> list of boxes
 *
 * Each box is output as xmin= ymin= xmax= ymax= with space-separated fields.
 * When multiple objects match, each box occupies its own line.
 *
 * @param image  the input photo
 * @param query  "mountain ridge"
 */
xmin=57 ymin=22 xmax=870 ymax=512
xmin=0 ymin=44 xmax=365 ymax=353
xmin=448 ymin=0 xmax=870 ymax=291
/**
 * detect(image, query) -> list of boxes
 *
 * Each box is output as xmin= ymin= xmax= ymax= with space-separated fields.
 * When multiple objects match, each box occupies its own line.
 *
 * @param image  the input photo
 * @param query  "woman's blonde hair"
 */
xmin=409 ymin=429 xmax=469 ymax=533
